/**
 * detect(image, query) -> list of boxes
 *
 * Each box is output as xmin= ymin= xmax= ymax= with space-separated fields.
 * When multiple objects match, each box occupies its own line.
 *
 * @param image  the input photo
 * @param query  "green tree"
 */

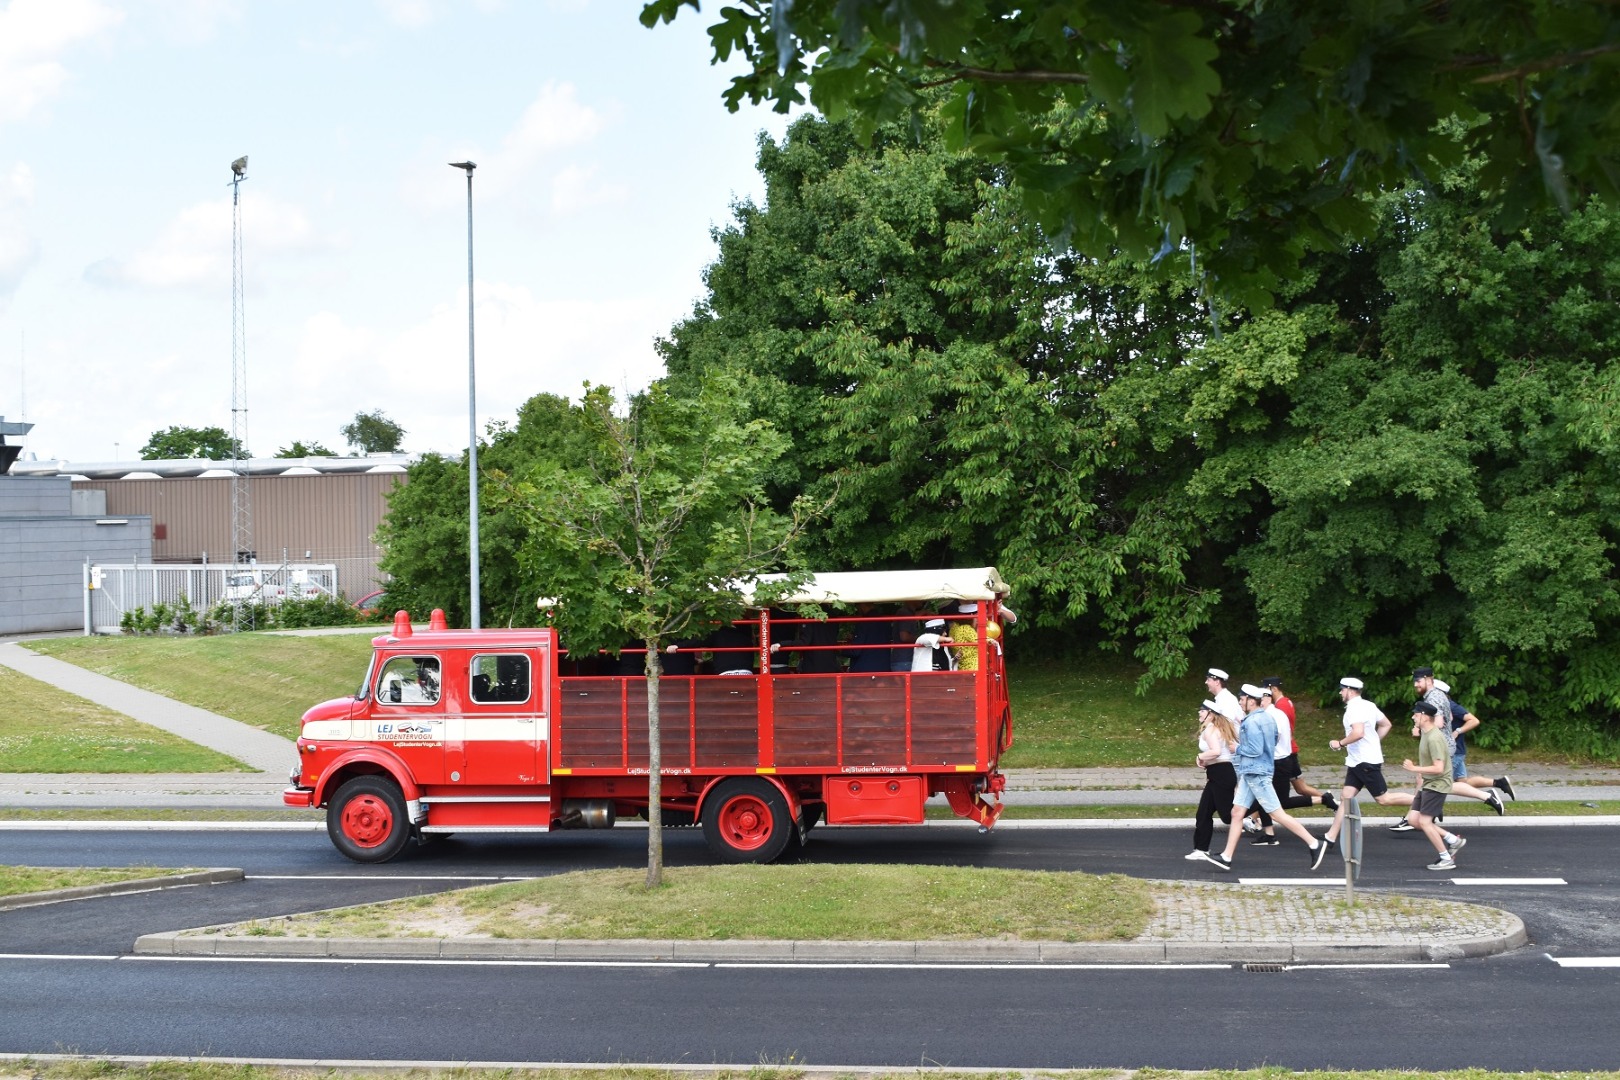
xmin=140 ymin=425 xmax=246 ymax=460
xmin=662 ymin=109 xmax=1224 ymax=679
xmin=644 ymin=0 xmax=1620 ymax=306
xmin=500 ymin=381 xmax=822 ymax=886
xmin=342 ymin=410 xmax=406 ymax=453
xmin=275 ymin=440 xmax=334 ymax=458
xmin=376 ymin=394 xmax=596 ymax=628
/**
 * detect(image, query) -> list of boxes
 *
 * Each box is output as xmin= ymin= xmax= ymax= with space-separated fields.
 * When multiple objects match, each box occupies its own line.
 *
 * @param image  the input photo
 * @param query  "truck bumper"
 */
xmin=282 ymin=787 xmax=316 ymax=809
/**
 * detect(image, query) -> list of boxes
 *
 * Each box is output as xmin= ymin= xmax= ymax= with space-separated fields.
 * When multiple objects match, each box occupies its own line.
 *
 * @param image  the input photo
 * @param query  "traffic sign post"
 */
xmin=1339 ymin=795 xmax=1363 ymax=903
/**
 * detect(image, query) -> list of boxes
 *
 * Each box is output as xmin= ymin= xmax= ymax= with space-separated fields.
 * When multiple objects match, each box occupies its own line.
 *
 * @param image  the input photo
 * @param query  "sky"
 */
xmin=0 ymin=0 xmax=793 ymax=464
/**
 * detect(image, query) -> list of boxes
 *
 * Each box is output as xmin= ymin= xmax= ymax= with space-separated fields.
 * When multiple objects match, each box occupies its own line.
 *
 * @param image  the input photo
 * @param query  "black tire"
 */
xmin=701 ymin=778 xmax=794 ymax=863
xmin=327 ymin=776 xmax=411 ymax=863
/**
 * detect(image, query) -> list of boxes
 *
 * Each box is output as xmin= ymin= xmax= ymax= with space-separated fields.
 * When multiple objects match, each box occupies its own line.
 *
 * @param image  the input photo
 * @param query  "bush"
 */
xmin=120 ymin=594 xmax=216 ymax=636
xmin=207 ymin=593 xmax=366 ymax=632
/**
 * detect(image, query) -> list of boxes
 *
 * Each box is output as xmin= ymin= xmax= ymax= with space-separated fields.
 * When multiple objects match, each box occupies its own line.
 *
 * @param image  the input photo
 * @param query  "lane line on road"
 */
xmin=713 ymin=962 xmax=1232 ymax=971
xmin=1237 ymin=878 xmax=1344 ymax=885
xmin=1283 ymin=963 xmax=1450 ymax=970
xmin=1547 ymin=955 xmax=1620 ymax=968
xmin=1450 ymin=878 xmax=1567 ymax=885
xmin=0 ymin=952 xmax=119 ymax=960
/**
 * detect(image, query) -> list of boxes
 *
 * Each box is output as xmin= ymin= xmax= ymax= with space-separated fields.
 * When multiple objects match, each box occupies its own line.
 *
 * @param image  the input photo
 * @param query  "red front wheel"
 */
xmin=702 ymin=778 xmax=793 ymax=864
xmin=327 ymin=776 xmax=411 ymax=863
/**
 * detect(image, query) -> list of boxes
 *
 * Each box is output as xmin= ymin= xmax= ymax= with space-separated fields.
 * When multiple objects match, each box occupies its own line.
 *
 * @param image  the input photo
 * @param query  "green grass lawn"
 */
xmin=8 ymin=636 xmax=1587 ymax=774
xmin=0 ymin=667 xmax=247 ymax=772
xmin=25 ymin=632 xmax=377 ymax=742
xmin=0 ymin=864 xmax=196 ymax=898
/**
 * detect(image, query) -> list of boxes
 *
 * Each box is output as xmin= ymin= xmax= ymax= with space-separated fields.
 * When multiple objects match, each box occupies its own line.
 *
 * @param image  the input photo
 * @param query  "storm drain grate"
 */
xmin=1242 ymin=962 xmax=1287 ymax=973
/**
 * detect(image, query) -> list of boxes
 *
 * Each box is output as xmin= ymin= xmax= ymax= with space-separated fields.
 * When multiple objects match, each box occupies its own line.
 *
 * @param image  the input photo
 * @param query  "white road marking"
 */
xmin=125 ymin=955 xmax=711 ymax=968
xmin=0 ymin=953 xmax=119 ymax=961
xmin=1547 ymin=955 xmax=1620 ymax=968
xmin=714 ymin=962 xmax=1231 ymax=971
xmin=1450 ymin=877 xmax=1567 ymax=885
xmin=1237 ymin=878 xmax=1344 ymax=885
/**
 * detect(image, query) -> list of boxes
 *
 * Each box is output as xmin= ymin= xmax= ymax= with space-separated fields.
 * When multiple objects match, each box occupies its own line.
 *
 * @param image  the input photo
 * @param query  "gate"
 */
xmin=85 ymin=561 xmax=340 ymax=634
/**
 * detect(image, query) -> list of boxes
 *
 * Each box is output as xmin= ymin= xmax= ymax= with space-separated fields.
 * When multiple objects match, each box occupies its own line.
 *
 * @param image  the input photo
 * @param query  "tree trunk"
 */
xmin=644 ymin=642 xmax=663 ymax=888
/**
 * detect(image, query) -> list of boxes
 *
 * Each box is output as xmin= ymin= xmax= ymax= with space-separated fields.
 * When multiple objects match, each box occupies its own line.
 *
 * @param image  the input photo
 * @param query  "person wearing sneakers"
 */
xmin=1186 ymin=699 xmax=1239 ymax=861
xmin=1401 ymin=701 xmax=1458 ymax=870
xmin=1204 ymin=668 xmax=1243 ymax=722
xmin=1437 ymin=679 xmax=1516 ymax=802
xmin=1389 ymin=673 xmax=1507 ymax=833
xmin=1264 ymin=675 xmax=1329 ymax=804
xmin=1244 ymin=684 xmax=1337 ymax=845
xmin=1320 ymin=677 xmax=1409 ymax=851
xmin=1201 ymin=684 xmax=1331 ymax=872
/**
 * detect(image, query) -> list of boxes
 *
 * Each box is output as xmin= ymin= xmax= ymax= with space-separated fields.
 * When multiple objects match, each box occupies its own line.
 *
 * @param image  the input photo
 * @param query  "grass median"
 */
xmin=0 ymin=864 xmax=198 ymax=898
xmin=193 ymin=863 xmax=1156 ymax=942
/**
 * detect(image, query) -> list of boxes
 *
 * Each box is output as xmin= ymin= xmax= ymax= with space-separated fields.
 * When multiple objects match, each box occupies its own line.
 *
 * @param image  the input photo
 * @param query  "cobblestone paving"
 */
xmin=1143 ymin=880 xmax=1522 ymax=943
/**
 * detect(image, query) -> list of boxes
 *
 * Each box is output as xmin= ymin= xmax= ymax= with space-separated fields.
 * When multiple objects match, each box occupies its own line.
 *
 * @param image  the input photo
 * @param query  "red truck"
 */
xmin=283 ymin=568 xmax=1014 ymax=863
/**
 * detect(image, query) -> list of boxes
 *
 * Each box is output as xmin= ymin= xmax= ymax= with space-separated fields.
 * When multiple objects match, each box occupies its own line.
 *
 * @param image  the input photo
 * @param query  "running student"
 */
xmin=1186 ymin=699 xmax=1238 ymax=861
xmin=1390 ymin=676 xmax=1507 ymax=834
xmin=1320 ymin=677 xmax=1410 ymax=851
xmin=1401 ymin=701 xmax=1458 ymax=870
xmin=1244 ymin=683 xmax=1335 ymax=845
xmin=1201 ymin=684 xmax=1330 ymax=873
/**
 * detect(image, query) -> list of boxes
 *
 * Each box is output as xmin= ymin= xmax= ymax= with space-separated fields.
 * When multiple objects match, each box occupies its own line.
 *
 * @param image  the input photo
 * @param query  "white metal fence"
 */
xmin=84 ymin=561 xmax=339 ymax=634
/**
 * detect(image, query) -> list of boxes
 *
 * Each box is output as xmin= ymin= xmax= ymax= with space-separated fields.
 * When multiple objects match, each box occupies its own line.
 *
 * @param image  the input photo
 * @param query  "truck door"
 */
xmin=462 ymin=650 xmax=548 ymax=785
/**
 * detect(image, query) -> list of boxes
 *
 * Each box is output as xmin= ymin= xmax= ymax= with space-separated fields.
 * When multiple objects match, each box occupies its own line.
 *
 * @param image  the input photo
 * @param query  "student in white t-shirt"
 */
xmin=1320 ymin=677 xmax=1411 ymax=850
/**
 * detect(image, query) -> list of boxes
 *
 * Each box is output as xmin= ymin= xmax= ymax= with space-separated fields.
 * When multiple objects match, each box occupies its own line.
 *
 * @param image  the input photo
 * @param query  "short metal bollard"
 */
xmin=1338 ymin=795 xmax=1363 ymax=903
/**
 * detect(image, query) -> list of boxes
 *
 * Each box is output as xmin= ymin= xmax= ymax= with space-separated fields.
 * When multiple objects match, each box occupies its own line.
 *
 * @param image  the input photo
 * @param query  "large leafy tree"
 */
xmin=644 ymin=0 xmax=1620 ymax=307
xmin=140 ymin=425 xmax=246 ymax=460
xmin=500 ymin=381 xmax=820 ymax=886
xmin=661 ymin=110 xmax=1230 ymax=678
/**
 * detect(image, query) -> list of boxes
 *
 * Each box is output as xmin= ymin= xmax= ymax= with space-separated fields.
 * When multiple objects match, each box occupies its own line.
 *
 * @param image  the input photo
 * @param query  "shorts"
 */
xmin=1452 ymin=750 xmax=1467 ymax=780
xmin=1235 ymin=773 xmax=1282 ymax=814
xmin=1414 ymin=788 xmax=1448 ymax=819
xmin=1342 ymin=762 xmax=1388 ymax=798
xmin=1275 ymin=752 xmax=1302 ymax=781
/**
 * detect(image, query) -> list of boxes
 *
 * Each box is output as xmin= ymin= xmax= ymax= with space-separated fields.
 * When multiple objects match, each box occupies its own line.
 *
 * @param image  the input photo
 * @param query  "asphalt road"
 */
xmin=3 ymin=822 xmax=1618 ymax=1070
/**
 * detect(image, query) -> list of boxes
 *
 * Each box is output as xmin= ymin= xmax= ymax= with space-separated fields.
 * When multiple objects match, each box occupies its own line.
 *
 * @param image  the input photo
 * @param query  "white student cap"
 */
xmin=1434 ymin=679 xmax=1451 ymax=693
xmin=1200 ymin=698 xmax=1221 ymax=712
xmin=958 ymin=602 xmax=978 ymax=613
xmin=1207 ymin=667 xmax=1229 ymax=681
xmin=1239 ymin=683 xmax=1267 ymax=699
xmin=924 ymin=618 xmax=946 ymax=629
xmin=1339 ymin=677 xmax=1364 ymax=690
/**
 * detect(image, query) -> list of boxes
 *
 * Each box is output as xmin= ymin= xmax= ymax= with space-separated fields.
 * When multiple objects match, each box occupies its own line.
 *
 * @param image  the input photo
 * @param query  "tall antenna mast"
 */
xmin=229 ymin=155 xmax=254 ymax=625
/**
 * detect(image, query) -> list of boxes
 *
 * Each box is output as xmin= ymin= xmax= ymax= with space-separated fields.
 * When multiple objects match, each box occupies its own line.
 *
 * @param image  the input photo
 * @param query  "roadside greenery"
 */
xmin=24 ymin=632 xmax=375 ymax=742
xmin=0 ymin=667 xmax=244 ymax=773
xmin=373 ymin=102 xmax=1620 ymax=759
xmin=0 ymin=865 xmax=193 ymax=899
xmin=200 ymin=864 xmax=1155 ymax=942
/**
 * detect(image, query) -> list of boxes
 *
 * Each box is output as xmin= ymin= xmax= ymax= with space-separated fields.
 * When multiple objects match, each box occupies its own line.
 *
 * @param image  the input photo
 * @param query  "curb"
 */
xmin=0 ymin=868 xmax=243 ymax=911
xmin=132 ymin=915 xmax=1526 ymax=965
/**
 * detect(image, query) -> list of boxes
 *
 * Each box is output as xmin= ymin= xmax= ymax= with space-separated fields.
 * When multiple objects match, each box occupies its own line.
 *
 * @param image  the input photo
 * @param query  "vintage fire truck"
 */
xmin=283 ymin=568 xmax=1015 ymax=863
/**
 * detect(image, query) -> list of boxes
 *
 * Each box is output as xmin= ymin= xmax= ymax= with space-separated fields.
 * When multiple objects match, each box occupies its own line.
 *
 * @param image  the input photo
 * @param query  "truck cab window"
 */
xmin=470 ymin=653 xmax=530 ymax=704
xmin=377 ymin=656 xmax=440 ymax=704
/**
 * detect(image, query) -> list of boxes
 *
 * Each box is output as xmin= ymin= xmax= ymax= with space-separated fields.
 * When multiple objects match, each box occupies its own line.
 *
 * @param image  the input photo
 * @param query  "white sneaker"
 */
xmin=1242 ymin=818 xmax=1262 ymax=834
xmin=1184 ymin=850 xmax=1208 ymax=861
xmin=1445 ymin=834 xmax=1467 ymax=853
xmin=1427 ymin=854 xmax=1457 ymax=871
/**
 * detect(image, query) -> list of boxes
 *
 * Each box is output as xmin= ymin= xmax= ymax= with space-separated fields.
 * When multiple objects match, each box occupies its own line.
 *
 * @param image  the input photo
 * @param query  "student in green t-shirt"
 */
xmin=1400 ymin=701 xmax=1457 ymax=871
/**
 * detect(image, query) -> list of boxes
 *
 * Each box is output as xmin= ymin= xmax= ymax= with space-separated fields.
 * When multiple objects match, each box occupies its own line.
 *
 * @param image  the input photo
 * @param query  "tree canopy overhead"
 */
xmin=643 ymin=0 xmax=1620 ymax=305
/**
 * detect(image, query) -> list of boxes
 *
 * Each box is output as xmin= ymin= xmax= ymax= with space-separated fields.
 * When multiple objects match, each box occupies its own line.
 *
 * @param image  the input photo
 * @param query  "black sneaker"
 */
xmin=1388 ymin=819 xmax=1417 ymax=832
xmin=1250 ymin=833 xmax=1280 ymax=846
xmin=1310 ymin=837 xmax=1331 ymax=870
xmin=1497 ymin=776 xmax=1517 ymax=801
xmin=1321 ymin=791 xmax=1339 ymax=812
xmin=1200 ymin=851 xmax=1233 ymax=871
xmin=1486 ymin=789 xmax=1506 ymax=816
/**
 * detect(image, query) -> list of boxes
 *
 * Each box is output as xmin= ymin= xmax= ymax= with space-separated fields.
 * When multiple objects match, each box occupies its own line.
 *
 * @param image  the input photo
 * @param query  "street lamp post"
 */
xmin=450 ymin=160 xmax=480 ymax=629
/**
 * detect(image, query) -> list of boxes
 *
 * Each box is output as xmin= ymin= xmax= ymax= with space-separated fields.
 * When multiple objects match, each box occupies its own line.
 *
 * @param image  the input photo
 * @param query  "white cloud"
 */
xmin=400 ymin=81 xmax=615 ymax=210
xmin=84 ymin=193 xmax=334 ymax=290
xmin=0 ymin=0 xmax=123 ymax=124
xmin=550 ymin=162 xmax=628 ymax=214
xmin=0 ymin=161 xmax=38 ymax=298
xmin=376 ymin=0 xmax=435 ymax=28
xmin=283 ymin=277 xmax=670 ymax=455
